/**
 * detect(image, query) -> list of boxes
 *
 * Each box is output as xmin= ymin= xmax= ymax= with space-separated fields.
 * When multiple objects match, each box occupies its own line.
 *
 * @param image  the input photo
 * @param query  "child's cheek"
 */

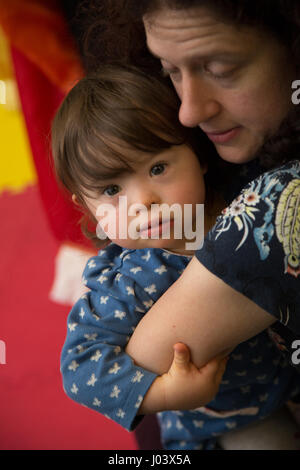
xmin=96 ymin=207 xmax=119 ymax=240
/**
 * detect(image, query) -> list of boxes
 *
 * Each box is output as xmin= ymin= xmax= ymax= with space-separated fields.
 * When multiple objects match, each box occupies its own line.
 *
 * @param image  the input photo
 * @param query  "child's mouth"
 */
xmin=139 ymin=218 xmax=174 ymax=238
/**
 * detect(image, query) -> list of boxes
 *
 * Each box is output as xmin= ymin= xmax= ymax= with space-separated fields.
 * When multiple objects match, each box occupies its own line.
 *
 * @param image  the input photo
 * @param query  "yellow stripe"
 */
xmin=0 ymin=28 xmax=36 ymax=194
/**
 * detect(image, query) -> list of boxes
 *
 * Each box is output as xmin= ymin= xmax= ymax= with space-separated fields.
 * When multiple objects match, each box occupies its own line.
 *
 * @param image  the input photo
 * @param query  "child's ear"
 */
xmin=72 ymin=194 xmax=79 ymax=205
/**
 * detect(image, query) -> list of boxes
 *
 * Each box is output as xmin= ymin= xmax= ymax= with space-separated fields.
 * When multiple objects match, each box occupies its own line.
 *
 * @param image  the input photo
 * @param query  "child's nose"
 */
xmin=130 ymin=184 xmax=160 ymax=209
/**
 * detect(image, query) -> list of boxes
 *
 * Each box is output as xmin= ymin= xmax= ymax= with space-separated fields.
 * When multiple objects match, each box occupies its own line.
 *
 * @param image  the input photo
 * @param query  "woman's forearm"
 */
xmin=126 ymin=257 xmax=275 ymax=374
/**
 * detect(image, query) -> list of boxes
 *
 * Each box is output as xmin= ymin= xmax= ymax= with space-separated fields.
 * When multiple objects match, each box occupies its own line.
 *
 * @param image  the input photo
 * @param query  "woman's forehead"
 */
xmin=144 ymin=7 xmax=264 ymax=64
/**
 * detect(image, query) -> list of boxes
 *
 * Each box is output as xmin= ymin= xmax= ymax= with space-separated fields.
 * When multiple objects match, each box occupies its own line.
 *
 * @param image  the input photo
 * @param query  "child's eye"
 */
xmin=150 ymin=163 xmax=166 ymax=176
xmin=103 ymin=184 xmax=121 ymax=196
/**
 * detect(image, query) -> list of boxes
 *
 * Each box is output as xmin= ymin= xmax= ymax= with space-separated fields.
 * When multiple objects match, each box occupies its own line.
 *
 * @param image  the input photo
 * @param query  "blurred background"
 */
xmin=0 ymin=0 xmax=142 ymax=450
xmin=1 ymin=0 xmax=300 ymax=451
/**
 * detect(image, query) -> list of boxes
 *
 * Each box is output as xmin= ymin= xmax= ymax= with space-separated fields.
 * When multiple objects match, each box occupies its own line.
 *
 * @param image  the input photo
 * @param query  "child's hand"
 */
xmin=160 ymin=342 xmax=228 ymax=411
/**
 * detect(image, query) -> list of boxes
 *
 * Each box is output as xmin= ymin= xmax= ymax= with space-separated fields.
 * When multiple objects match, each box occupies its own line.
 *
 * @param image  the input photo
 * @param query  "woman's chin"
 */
xmin=215 ymin=144 xmax=259 ymax=165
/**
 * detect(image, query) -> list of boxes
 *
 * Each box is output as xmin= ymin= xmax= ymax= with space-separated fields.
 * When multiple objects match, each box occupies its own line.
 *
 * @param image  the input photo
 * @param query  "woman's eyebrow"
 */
xmin=147 ymin=44 xmax=241 ymax=64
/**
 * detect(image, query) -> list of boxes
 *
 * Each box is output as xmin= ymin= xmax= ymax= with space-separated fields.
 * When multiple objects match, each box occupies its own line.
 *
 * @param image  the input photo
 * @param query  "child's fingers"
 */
xmin=199 ymin=354 xmax=229 ymax=378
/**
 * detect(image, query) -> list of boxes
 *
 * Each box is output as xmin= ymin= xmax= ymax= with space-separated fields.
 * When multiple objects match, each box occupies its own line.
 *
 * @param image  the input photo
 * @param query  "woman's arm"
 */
xmin=61 ymin=247 xmax=228 ymax=429
xmin=126 ymin=257 xmax=275 ymax=374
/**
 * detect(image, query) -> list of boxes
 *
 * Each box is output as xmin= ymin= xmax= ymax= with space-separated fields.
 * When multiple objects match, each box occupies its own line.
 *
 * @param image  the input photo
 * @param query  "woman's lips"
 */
xmin=204 ymin=127 xmax=241 ymax=144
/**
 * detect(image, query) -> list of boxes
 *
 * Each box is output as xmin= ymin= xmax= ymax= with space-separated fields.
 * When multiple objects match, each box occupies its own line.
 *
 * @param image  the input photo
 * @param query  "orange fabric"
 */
xmin=0 ymin=0 xmax=84 ymax=93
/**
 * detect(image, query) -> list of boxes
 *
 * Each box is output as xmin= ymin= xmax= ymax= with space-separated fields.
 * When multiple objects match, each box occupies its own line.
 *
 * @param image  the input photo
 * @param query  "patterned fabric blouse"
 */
xmin=196 ymin=160 xmax=300 ymax=370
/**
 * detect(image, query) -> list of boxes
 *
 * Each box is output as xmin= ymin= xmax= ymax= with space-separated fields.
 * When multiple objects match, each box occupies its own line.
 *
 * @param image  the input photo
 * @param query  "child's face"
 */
xmin=82 ymin=144 xmax=207 ymax=255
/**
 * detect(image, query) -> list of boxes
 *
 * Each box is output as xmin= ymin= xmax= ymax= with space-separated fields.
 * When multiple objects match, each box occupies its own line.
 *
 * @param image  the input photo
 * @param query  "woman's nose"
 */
xmin=178 ymin=75 xmax=221 ymax=128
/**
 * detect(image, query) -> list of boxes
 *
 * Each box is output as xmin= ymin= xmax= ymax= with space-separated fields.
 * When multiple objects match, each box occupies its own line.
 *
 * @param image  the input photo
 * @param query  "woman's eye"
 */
xmin=103 ymin=184 xmax=121 ymax=196
xmin=204 ymin=64 xmax=235 ymax=80
xmin=161 ymin=67 xmax=181 ymax=82
xmin=210 ymin=71 xmax=233 ymax=80
xmin=150 ymin=163 xmax=166 ymax=176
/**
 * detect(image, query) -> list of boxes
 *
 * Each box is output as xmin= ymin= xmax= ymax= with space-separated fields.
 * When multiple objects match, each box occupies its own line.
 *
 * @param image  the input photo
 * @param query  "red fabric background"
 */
xmin=11 ymin=46 xmax=92 ymax=249
xmin=0 ymin=186 xmax=137 ymax=449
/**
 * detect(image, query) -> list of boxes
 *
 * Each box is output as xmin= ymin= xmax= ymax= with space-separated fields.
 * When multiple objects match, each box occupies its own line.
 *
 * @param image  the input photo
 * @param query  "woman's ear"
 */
xmin=72 ymin=194 xmax=79 ymax=205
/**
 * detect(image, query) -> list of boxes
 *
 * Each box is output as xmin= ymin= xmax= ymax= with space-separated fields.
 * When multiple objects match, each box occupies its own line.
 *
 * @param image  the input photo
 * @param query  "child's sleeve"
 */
xmin=60 ymin=248 xmax=158 ymax=431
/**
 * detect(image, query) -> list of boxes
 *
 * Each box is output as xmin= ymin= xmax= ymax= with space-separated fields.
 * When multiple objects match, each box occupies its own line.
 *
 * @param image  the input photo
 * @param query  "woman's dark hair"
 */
xmin=76 ymin=0 xmax=300 ymax=168
xmin=51 ymin=64 xmax=218 ymax=247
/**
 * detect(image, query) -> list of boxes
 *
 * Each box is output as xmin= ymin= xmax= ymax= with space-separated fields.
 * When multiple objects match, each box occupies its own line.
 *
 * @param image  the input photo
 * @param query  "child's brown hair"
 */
xmin=51 ymin=64 xmax=217 ymax=247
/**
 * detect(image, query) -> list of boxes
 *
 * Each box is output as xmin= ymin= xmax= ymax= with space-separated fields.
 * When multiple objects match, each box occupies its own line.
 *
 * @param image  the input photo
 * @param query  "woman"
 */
xmin=81 ymin=0 xmax=300 ymax=448
xmin=113 ymin=0 xmax=300 ymax=371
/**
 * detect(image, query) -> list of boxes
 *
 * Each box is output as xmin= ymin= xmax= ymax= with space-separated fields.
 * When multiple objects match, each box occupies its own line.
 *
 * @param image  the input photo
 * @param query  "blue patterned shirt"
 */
xmin=61 ymin=236 xmax=300 ymax=436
